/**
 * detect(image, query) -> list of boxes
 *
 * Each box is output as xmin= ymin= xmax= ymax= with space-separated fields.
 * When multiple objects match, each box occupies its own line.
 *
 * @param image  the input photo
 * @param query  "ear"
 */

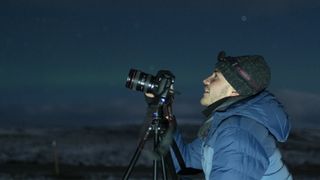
xmin=230 ymin=90 xmax=240 ymax=97
xmin=228 ymin=84 xmax=239 ymax=97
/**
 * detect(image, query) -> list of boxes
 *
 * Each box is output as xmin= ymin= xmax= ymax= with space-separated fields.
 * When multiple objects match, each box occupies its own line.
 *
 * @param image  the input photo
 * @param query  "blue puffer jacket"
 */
xmin=172 ymin=91 xmax=292 ymax=180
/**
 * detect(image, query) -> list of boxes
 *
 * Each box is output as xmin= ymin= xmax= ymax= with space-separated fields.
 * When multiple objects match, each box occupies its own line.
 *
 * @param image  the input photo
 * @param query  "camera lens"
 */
xmin=125 ymin=69 xmax=156 ymax=93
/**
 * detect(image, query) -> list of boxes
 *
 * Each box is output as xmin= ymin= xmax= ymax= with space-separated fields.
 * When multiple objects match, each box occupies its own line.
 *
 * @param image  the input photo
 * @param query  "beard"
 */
xmin=200 ymin=85 xmax=230 ymax=106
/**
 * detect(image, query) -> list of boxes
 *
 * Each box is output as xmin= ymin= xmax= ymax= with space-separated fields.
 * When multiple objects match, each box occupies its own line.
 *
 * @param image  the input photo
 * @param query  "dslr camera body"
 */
xmin=125 ymin=69 xmax=175 ymax=105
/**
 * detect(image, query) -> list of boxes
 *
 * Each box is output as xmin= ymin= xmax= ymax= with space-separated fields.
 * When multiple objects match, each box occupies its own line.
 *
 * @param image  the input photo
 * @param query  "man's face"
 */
xmin=200 ymin=70 xmax=237 ymax=106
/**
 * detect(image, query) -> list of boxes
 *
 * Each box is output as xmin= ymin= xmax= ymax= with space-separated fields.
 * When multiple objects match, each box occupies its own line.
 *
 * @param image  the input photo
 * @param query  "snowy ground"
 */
xmin=0 ymin=124 xmax=319 ymax=179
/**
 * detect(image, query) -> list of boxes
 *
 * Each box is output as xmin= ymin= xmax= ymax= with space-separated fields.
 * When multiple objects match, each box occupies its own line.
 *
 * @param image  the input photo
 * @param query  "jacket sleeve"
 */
xmin=206 ymin=126 xmax=269 ymax=180
xmin=170 ymin=128 xmax=203 ymax=172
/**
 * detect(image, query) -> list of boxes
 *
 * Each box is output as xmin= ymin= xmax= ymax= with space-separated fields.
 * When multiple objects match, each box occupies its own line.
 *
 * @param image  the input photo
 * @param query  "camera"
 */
xmin=125 ymin=69 xmax=175 ymax=97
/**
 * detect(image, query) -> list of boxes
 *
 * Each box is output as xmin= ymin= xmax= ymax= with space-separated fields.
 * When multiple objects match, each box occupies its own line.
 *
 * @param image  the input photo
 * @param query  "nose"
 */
xmin=203 ymin=77 xmax=210 ymax=85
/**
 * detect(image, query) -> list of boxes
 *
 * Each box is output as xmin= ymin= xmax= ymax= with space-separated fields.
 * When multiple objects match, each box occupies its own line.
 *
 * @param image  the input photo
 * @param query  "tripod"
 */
xmin=122 ymin=103 xmax=179 ymax=180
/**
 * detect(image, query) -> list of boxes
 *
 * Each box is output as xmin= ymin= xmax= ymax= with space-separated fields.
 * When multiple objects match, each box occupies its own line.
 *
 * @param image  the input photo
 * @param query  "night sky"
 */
xmin=1 ymin=0 xmax=320 ymax=128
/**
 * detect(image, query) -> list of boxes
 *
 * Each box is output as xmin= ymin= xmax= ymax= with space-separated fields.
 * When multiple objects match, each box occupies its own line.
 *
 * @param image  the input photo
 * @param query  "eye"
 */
xmin=208 ymin=73 xmax=218 ymax=83
xmin=213 ymin=73 xmax=218 ymax=80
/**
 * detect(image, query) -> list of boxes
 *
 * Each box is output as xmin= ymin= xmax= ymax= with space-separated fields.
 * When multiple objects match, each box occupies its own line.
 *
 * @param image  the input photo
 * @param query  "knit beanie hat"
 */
xmin=215 ymin=51 xmax=271 ymax=96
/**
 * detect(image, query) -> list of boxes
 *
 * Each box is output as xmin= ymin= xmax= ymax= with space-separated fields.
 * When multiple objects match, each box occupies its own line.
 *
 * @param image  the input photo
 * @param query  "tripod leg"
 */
xmin=153 ymin=159 xmax=158 ymax=180
xmin=161 ymin=156 xmax=168 ymax=180
xmin=122 ymin=127 xmax=152 ymax=180
xmin=153 ymin=124 xmax=160 ymax=180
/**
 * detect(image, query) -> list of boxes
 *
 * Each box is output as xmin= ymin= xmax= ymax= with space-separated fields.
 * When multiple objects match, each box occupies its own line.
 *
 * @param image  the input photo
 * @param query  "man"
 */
xmin=170 ymin=51 xmax=292 ymax=179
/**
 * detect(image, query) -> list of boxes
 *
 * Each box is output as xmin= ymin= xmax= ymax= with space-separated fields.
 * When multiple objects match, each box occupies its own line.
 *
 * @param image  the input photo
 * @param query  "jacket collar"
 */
xmin=202 ymin=95 xmax=249 ymax=118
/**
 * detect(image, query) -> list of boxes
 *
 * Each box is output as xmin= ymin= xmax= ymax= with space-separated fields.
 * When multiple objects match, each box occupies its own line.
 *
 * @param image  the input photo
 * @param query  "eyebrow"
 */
xmin=213 ymin=69 xmax=221 ymax=76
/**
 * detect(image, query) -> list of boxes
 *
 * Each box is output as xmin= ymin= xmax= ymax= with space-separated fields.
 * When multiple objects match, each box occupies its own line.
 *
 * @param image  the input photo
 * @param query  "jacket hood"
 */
xmin=215 ymin=91 xmax=291 ymax=142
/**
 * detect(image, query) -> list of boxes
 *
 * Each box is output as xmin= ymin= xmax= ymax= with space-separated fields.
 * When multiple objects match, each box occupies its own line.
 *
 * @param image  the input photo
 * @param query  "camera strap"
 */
xmin=171 ymin=140 xmax=203 ymax=175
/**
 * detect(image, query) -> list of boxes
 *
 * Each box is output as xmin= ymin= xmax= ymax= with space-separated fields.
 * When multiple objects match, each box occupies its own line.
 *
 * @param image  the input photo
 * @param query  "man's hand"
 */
xmin=144 ymin=93 xmax=159 ymax=105
xmin=145 ymin=93 xmax=155 ymax=98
